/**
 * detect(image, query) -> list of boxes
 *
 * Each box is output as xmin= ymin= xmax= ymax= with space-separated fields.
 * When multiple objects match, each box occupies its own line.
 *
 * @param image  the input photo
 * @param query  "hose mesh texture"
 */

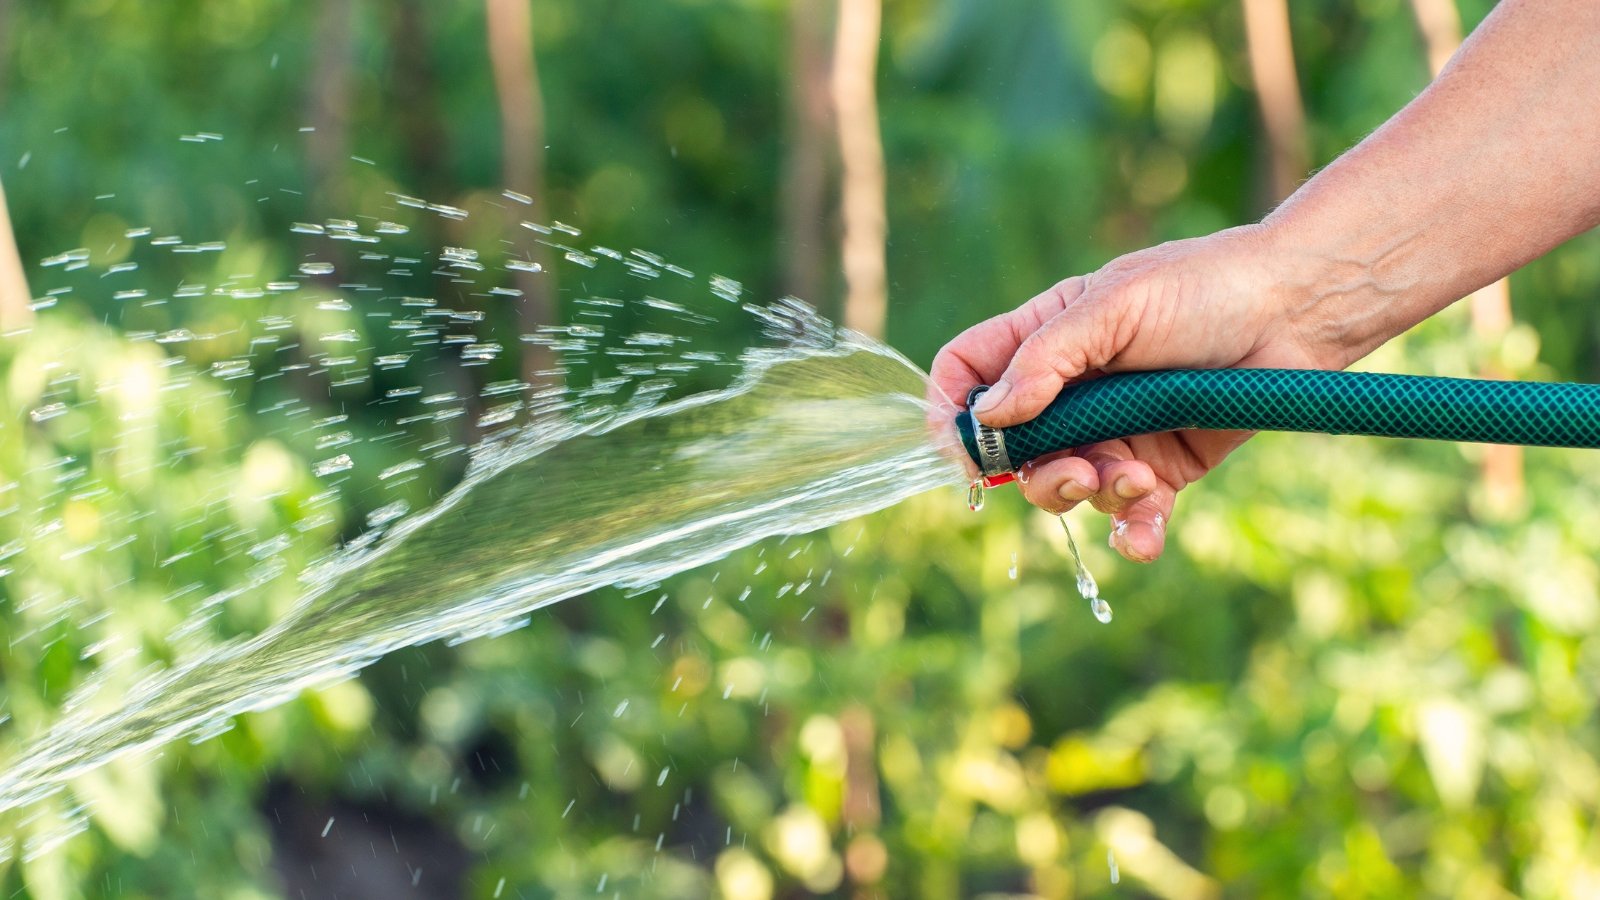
xmin=993 ymin=369 xmax=1600 ymax=468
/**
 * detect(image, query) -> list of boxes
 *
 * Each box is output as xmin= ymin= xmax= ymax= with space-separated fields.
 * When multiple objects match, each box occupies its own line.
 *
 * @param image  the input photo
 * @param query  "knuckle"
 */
xmin=1081 ymin=449 xmax=1127 ymax=469
xmin=1046 ymin=276 xmax=1087 ymax=308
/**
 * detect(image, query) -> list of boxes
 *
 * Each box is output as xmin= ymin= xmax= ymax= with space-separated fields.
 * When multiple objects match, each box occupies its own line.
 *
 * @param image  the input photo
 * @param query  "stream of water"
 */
xmin=0 ymin=291 xmax=965 ymax=819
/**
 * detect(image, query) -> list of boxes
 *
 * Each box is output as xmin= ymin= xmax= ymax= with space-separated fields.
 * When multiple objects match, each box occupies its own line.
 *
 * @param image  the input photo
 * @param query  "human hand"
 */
xmin=930 ymin=224 xmax=1345 ymax=562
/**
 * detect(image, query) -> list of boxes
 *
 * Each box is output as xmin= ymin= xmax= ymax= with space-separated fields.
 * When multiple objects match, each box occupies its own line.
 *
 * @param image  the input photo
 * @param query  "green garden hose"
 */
xmin=955 ymin=369 xmax=1600 ymax=481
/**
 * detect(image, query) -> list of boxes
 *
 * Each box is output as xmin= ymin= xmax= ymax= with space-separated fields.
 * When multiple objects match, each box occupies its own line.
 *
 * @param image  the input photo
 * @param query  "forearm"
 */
xmin=1261 ymin=0 xmax=1600 ymax=368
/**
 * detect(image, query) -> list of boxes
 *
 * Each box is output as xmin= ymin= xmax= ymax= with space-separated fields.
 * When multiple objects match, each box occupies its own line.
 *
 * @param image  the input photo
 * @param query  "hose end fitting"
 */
xmin=960 ymin=386 xmax=1015 ymax=487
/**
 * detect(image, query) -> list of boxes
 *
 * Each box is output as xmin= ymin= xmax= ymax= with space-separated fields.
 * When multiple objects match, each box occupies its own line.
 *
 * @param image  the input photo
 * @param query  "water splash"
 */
xmin=0 ymin=299 xmax=966 ymax=813
xmin=1059 ymin=515 xmax=1112 ymax=623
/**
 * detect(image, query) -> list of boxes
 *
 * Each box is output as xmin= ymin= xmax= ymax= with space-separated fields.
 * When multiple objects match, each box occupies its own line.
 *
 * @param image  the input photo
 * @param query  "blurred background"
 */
xmin=4 ymin=0 xmax=1600 ymax=896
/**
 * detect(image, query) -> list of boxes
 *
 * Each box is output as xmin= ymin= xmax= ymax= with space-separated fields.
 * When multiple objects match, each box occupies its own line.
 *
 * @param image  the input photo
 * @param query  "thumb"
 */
xmin=972 ymin=291 xmax=1126 ymax=427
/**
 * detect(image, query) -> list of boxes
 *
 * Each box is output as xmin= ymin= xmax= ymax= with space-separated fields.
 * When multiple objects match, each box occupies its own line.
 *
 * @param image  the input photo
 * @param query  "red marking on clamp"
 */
xmin=982 ymin=472 xmax=1016 ymax=488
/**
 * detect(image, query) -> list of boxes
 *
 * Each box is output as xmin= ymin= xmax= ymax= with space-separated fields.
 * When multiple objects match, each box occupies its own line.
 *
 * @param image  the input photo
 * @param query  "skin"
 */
xmin=931 ymin=0 xmax=1600 ymax=562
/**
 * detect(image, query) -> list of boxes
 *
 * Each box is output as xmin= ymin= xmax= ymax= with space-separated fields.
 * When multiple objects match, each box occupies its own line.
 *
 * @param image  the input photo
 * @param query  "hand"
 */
xmin=930 ymin=224 xmax=1342 ymax=562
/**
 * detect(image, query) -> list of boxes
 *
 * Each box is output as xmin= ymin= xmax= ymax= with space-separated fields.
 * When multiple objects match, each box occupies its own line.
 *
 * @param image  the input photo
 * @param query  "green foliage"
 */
xmin=3 ymin=0 xmax=1600 ymax=898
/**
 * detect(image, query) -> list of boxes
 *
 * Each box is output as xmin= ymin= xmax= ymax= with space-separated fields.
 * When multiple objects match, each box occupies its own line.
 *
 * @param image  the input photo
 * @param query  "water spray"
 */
xmin=957 ymin=368 xmax=1600 ymax=486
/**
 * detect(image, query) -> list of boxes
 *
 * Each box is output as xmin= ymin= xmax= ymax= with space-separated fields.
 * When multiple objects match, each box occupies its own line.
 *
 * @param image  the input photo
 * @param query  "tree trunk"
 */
xmin=831 ymin=0 xmax=887 ymax=339
xmin=780 ymin=0 xmax=834 ymax=308
xmin=1409 ymin=0 xmax=1522 ymax=512
xmin=1240 ymin=0 xmax=1309 ymax=203
xmin=485 ymin=0 xmax=556 ymax=389
xmin=0 ymin=0 xmax=14 ymax=110
xmin=0 ymin=177 xmax=31 ymax=330
xmin=306 ymin=0 xmax=356 ymax=213
xmin=387 ymin=0 xmax=449 ymax=197
xmin=840 ymin=704 xmax=880 ymax=829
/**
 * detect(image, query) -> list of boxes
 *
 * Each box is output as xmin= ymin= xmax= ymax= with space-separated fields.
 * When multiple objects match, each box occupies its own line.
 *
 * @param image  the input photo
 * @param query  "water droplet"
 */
xmin=1108 ymin=848 xmax=1120 ymax=884
xmin=210 ymin=359 xmax=253 ymax=380
xmin=967 ymin=479 xmax=985 ymax=512
xmin=299 ymin=261 xmax=335 ymax=275
xmin=1075 ymin=567 xmax=1099 ymax=602
xmin=1060 ymin=515 xmax=1112 ymax=624
xmin=365 ymin=500 xmax=410 ymax=529
xmin=1008 ymin=551 xmax=1018 ymax=580
xmin=313 ymin=454 xmax=354 ymax=477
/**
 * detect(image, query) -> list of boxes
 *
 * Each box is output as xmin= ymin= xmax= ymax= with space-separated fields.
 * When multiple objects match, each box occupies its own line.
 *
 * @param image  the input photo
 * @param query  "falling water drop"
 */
xmin=967 ymin=479 xmax=985 ymax=512
xmin=1060 ymin=515 xmax=1112 ymax=625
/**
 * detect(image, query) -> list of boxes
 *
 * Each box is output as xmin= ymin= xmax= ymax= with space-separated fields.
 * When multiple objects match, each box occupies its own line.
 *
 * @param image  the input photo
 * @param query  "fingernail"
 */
xmin=1058 ymin=479 xmax=1089 ymax=502
xmin=972 ymin=380 xmax=1010 ymax=415
xmin=1113 ymin=477 xmax=1140 ymax=499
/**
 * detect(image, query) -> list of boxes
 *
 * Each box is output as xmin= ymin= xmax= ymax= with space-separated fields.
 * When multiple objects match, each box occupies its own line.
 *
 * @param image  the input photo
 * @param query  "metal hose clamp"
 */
xmin=965 ymin=386 xmax=1014 ymax=478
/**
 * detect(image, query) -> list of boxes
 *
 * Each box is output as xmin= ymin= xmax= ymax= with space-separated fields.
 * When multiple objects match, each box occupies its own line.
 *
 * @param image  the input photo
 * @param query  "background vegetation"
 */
xmin=4 ymin=0 xmax=1600 ymax=896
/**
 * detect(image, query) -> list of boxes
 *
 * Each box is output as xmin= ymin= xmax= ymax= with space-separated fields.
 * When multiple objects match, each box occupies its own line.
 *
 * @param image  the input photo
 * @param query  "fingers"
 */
xmin=1016 ymin=452 xmax=1099 ymax=514
xmin=972 ymin=279 xmax=1136 ymax=428
xmin=1017 ymin=439 xmax=1177 ymax=563
xmin=1018 ymin=442 xmax=1155 ymax=514
xmin=1076 ymin=442 xmax=1173 ymax=562
xmin=1082 ymin=455 xmax=1158 ymax=514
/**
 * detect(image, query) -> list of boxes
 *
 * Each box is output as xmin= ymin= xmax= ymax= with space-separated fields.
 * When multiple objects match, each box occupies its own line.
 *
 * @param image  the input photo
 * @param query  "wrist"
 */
xmin=1250 ymin=207 xmax=1440 ymax=371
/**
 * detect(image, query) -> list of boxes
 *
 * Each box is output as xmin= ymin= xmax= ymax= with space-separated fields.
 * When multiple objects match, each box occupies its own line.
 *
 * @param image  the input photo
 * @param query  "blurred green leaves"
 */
xmin=3 ymin=0 xmax=1600 ymax=897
